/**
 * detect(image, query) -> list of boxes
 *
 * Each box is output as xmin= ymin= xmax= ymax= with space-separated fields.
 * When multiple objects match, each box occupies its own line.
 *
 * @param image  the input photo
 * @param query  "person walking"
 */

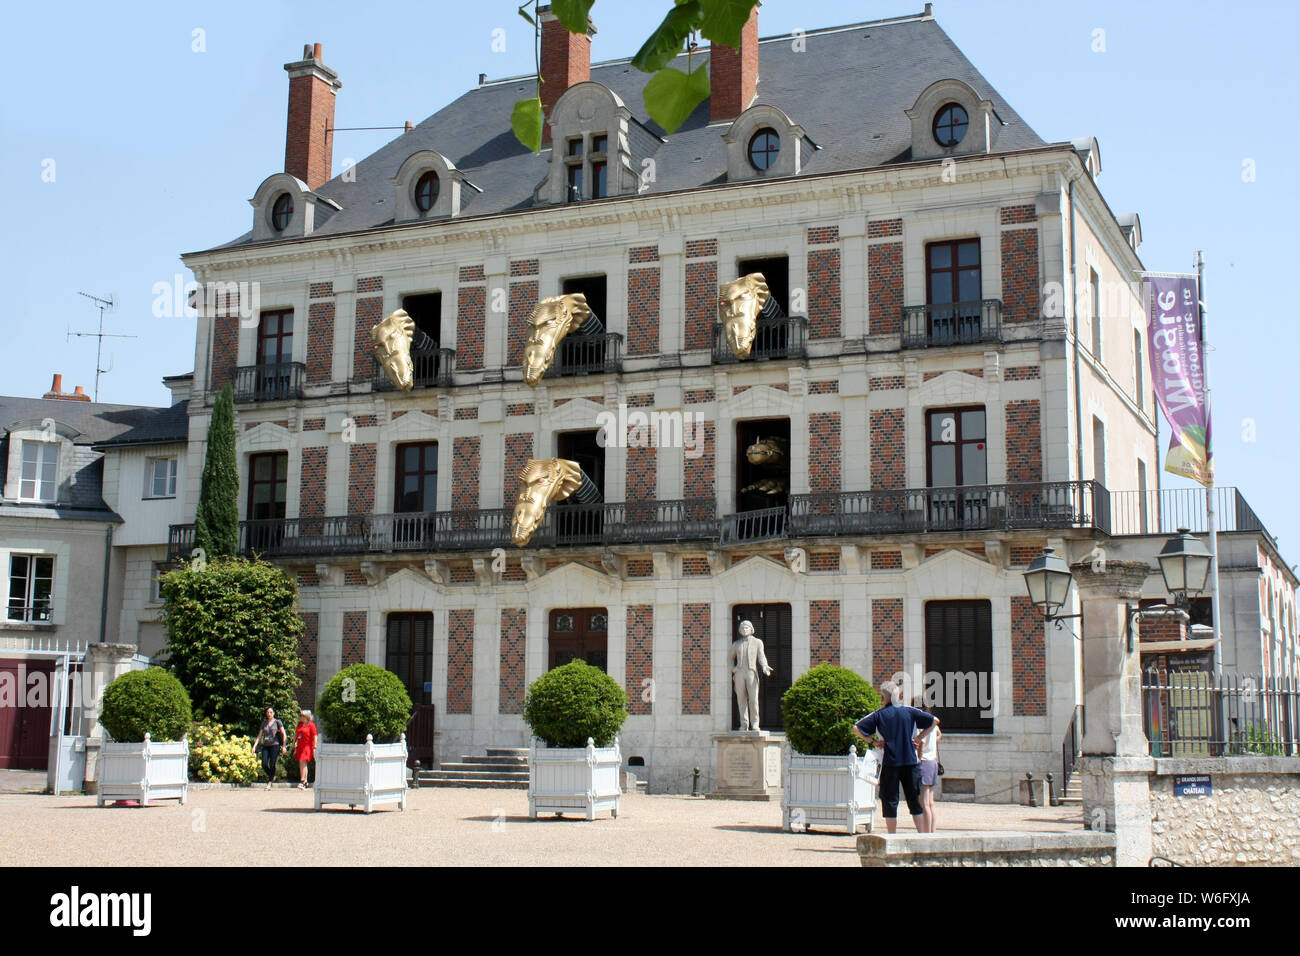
xmin=851 ymin=680 xmax=938 ymax=833
xmin=294 ymin=709 xmax=318 ymax=790
xmin=253 ymin=707 xmax=287 ymax=790
xmin=912 ymin=695 xmax=942 ymax=833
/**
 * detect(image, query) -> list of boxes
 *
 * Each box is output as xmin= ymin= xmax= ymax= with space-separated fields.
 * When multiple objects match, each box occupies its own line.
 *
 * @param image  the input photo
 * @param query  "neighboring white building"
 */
xmin=144 ymin=6 xmax=1299 ymax=799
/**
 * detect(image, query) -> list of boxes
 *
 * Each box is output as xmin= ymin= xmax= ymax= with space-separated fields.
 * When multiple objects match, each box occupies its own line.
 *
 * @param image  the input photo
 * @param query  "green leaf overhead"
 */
xmin=698 ymin=0 xmax=757 ymax=48
xmin=551 ymin=0 xmax=596 ymax=33
xmin=511 ymin=96 xmax=544 ymax=153
xmin=632 ymin=0 xmax=702 ymax=73
xmin=642 ymin=63 xmax=711 ymax=133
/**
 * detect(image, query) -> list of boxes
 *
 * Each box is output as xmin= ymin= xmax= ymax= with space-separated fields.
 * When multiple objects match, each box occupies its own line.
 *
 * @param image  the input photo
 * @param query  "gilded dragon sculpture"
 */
xmin=520 ymin=293 xmax=604 ymax=386
xmin=718 ymin=272 xmax=782 ymax=360
xmin=510 ymin=457 xmax=602 ymax=547
xmin=371 ymin=308 xmax=437 ymax=391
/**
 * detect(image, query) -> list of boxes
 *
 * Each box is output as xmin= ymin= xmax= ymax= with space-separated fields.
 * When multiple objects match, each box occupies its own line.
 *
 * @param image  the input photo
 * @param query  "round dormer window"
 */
xmin=748 ymin=128 xmax=780 ymax=171
xmin=414 ymin=171 xmax=440 ymax=213
xmin=933 ymin=103 xmax=969 ymax=148
xmin=271 ymin=192 xmax=294 ymax=232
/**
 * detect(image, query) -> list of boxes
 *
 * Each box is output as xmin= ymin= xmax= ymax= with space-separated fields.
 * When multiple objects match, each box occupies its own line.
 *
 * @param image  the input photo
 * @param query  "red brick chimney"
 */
xmin=709 ymin=4 xmax=759 ymax=123
xmin=43 ymin=373 xmax=91 ymax=401
xmin=284 ymin=42 xmax=342 ymax=190
xmin=539 ymin=5 xmax=595 ymax=145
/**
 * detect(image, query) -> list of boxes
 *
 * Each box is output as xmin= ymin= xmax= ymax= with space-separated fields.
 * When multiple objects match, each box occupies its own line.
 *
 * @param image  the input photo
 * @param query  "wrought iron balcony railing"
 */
xmin=901 ymin=299 xmax=1003 ymax=350
xmin=787 ymin=480 xmax=1110 ymax=537
xmin=232 ymin=362 xmax=306 ymax=402
xmin=719 ymin=506 xmax=789 ymax=545
xmin=372 ymin=348 xmax=456 ymax=391
xmin=711 ymin=316 xmax=809 ymax=364
xmin=542 ymin=332 xmax=624 ymax=379
xmin=1109 ymin=486 xmax=1274 ymax=545
xmin=166 ymin=498 xmax=720 ymax=560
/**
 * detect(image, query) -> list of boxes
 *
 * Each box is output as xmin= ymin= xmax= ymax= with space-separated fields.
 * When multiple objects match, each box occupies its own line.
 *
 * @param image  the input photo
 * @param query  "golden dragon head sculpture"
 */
xmin=510 ymin=458 xmax=585 ymax=547
xmin=718 ymin=273 xmax=772 ymax=359
xmin=746 ymin=436 xmax=788 ymax=466
xmin=520 ymin=293 xmax=598 ymax=386
xmin=370 ymin=309 xmax=418 ymax=391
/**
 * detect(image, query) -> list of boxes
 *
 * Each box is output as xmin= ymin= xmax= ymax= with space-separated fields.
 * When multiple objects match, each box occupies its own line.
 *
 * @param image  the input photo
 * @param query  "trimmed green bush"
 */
xmin=159 ymin=557 xmax=304 ymax=730
xmin=99 ymin=667 xmax=193 ymax=743
xmin=523 ymin=660 xmax=628 ymax=748
xmin=781 ymin=664 xmax=882 ymax=756
xmin=317 ymin=664 xmax=413 ymax=745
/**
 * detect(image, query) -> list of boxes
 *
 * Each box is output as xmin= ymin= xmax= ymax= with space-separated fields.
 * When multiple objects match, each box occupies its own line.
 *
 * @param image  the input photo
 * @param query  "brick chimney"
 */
xmin=43 ymin=373 xmax=91 ymax=401
xmin=284 ymin=43 xmax=342 ymax=190
xmin=539 ymin=5 xmax=595 ymax=144
xmin=709 ymin=4 xmax=759 ymax=123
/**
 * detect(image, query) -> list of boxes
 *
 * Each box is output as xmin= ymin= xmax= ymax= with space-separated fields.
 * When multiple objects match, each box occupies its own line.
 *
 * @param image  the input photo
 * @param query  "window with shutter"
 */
xmin=924 ymin=600 xmax=993 ymax=733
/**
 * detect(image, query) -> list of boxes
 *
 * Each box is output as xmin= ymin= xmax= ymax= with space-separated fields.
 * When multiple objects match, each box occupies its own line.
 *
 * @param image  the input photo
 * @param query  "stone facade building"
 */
xmin=158 ymin=6 xmax=1296 ymax=798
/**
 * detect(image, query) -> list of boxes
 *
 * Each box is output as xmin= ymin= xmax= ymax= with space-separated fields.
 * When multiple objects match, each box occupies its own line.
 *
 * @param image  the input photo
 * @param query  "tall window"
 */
xmin=926 ymin=407 xmax=988 ymax=530
xmin=924 ymin=601 xmax=994 ymax=733
xmin=256 ymin=311 xmax=293 ymax=367
xmin=926 ymin=407 xmax=987 ymax=488
xmin=1090 ymin=268 xmax=1102 ymax=358
xmin=1134 ymin=328 xmax=1145 ymax=401
xmin=1137 ymin=459 xmax=1149 ymax=534
xmin=247 ymin=452 xmax=288 ymax=521
xmin=386 ymin=613 xmax=433 ymax=706
xmin=394 ymin=442 xmax=438 ymax=513
xmin=19 ymin=441 xmax=58 ymax=502
xmin=591 ymin=134 xmax=608 ymax=198
xmin=1092 ymin=417 xmax=1107 ymax=485
xmin=563 ymin=133 xmax=608 ymax=201
xmin=925 ymin=239 xmax=982 ymax=343
xmin=8 ymin=554 xmax=54 ymax=623
xmin=145 ymin=457 xmax=178 ymax=498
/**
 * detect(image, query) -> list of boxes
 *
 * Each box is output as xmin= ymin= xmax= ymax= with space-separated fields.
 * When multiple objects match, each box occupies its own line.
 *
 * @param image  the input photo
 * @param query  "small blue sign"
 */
xmin=1173 ymin=774 xmax=1211 ymax=797
xmin=424 ymin=681 xmax=433 ymax=693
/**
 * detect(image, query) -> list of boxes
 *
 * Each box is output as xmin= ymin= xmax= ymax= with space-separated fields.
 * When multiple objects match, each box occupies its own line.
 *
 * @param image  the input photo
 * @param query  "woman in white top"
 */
xmin=912 ymin=696 xmax=941 ymax=833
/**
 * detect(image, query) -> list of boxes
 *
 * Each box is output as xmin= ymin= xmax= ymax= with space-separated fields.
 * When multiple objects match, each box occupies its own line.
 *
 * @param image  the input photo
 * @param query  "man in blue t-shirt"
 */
xmin=852 ymin=680 xmax=938 ymax=833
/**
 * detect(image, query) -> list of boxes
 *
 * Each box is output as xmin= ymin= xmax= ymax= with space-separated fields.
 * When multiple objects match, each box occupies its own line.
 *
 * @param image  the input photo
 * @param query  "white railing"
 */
xmin=0 ymin=631 xmax=88 ymax=656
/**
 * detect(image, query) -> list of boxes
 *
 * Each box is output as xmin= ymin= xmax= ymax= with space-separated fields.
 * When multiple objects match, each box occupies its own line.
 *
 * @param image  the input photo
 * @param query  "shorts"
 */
xmin=878 ymin=763 xmax=923 ymax=818
xmin=919 ymin=759 xmax=939 ymax=787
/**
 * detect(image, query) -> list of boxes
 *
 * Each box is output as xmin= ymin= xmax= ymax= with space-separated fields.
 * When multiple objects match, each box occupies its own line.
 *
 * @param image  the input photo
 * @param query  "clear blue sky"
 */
xmin=3 ymin=1 xmax=1297 ymax=564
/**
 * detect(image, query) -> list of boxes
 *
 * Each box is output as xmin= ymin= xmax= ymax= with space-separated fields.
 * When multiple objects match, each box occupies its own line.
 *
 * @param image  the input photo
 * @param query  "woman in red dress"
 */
xmin=294 ymin=710 xmax=318 ymax=790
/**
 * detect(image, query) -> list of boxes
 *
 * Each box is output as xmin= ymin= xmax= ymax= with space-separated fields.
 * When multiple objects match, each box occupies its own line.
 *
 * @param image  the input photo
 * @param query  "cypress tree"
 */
xmin=193 ymin=384 xmax=239 ymax=559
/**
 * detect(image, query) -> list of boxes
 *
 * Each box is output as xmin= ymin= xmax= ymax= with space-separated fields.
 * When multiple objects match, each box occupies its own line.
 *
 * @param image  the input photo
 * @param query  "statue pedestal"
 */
xmin=707 ymin=731 xmax=783 ymax=801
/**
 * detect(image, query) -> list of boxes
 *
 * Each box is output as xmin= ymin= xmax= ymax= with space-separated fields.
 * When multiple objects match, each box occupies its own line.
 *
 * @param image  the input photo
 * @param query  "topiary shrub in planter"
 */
xmin=523 ymin=660 xmax=628 ymax=820
xmin=780 ymin=664 xmax=883 ymax=834
xmin=96 ymin=668 xmax=193 ymax=806
xmin=313 ymin=665 xmax=412 ymax=812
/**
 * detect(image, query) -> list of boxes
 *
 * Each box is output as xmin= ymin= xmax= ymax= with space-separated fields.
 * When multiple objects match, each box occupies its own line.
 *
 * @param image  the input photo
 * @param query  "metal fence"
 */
xmin=1110 ymin=486 xmax=1273 ymax=545
xmin=1142 ymin=670 xmax=1299 ymax=757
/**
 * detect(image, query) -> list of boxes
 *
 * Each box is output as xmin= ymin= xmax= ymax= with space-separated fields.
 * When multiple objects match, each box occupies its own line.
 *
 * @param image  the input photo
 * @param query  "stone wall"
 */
xmin=1148 ymin=759 xmax=1300 ymax=865
xmin=858 ymin=832 xmax=1116 ymax=867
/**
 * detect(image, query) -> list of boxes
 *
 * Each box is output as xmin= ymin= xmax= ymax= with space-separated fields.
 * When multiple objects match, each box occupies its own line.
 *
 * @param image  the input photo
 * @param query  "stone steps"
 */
xmin=417 ymin=748 xmax=531 ymax=789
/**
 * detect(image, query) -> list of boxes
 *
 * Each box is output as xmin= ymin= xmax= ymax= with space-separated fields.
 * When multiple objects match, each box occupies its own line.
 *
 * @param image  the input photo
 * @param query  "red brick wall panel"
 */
xmin=1006 ymin=400 xmax=1042 ymax=482
xmin=870 ymin=409 xmax=905 ymax=489
xmin=499 ymin=608 xmax=526 ymax=715
xmin=872 ymin=598 xmax=904 ymax=684
xmin=307 ymin=300 xmax=334 ymax=384
xmin=1011 ymin=596 xmax=1046 ymax=716
xmin=342 ymin=610 xmax=367 ymax=667
xmin=626 ymin=605 xmax=654 ymax=716
xmin=457 ymin=282 xmax=486 ymax=370
xmin=685 ymin=259 xmax=717 ymax=351
xmin=807 ymin=248 xmax=841 ymax=339
xmin=868 ymin=242 xmax=903 ymax=335
xmin=627 ymin=267 xmax=660 ymax=356
xmin=447 ymin=608 xmax=474 ymax=715
xmin=810 ymin=600 xmax=840 ymax=666
xmin=681 ymin=603 xmax=711 ymax=715
xmin=508 ymin=280 xmax=538 ymax=365
xmin=1001 ymin=226 xmax=1040 ymax=323
xmin=348 ymin=443 xmax=375 ymax=515
xmin=453 ymin=437 xmax=480 ymax=511
xmin=809 ymin=411 xmax=841 ymax=493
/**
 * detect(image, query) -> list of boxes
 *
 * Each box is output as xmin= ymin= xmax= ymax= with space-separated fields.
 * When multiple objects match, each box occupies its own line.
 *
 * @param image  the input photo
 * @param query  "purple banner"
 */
xmin=1143 ymin=275 xmax=1213 ymax=486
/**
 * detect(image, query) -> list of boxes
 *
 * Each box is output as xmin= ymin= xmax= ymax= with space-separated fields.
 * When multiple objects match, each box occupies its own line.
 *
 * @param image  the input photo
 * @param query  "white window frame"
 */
xmin=19 ymin=440 xmax=58 ymax=502
xmin=7 ymin=552 xmax=54 ymax=623
xmin=145 ymin=456 xmax=179 ymax=499
xmin=151 ymin=562 xmax=168 ymax=605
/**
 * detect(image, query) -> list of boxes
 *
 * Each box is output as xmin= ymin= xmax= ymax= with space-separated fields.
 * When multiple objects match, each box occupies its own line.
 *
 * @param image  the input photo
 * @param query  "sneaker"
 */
xmin=297 ymin=783 xmax=306 ymax=790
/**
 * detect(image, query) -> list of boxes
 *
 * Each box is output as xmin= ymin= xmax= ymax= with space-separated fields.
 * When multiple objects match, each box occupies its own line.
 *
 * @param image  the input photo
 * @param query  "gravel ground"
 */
xmin=0 ymin=789 xmax=1082 ymax=867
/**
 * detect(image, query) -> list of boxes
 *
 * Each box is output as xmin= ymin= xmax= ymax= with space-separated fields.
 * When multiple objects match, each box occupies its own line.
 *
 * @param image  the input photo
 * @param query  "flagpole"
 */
xmin=1197 ymin=250 xmax=1224 ymax=674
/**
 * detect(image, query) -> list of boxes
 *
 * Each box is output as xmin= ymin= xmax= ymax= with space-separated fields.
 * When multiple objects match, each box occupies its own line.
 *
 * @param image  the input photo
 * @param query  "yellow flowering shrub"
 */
xmin=188 ymin=719 xmax=260 ymax=783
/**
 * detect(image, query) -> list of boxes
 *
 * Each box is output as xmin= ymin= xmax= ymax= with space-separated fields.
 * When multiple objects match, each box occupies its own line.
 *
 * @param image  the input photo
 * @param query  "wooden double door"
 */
xmin=0 ymin=660 xmax=53 ymax=770
xmin=548 ymin=607 xmax=608 ymax=671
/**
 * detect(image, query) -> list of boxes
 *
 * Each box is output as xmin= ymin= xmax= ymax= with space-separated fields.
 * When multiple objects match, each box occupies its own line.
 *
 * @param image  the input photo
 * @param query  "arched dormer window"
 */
xmin=392 ymin=149 xmax=472 ymax=222
xmin=905 ymin=79 xmax=995 ymax=161
xmin=249 ymin=173 xmax=338 ymax=242
xmin=722 ymin=104 xmax=812 ymax=182
xmin=538 ymin=82 xmax=645 ymax=205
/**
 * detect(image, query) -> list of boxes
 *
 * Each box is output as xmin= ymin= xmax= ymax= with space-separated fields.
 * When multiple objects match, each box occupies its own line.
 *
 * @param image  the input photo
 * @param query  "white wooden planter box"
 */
xmin=781 ymin=745 xmax=878 ymax=834
xmin=96 ymin=733 xmax=189 ymax=807
xmin=313 ymin=734 xmax=408 ymax=813
xmin=528 ymin=736 xmax=621 ymax=820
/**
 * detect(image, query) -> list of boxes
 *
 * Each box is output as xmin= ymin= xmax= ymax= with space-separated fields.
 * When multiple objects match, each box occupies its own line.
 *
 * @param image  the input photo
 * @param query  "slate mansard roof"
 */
xmin=202 ymin=12 xmax=1047 ymax=253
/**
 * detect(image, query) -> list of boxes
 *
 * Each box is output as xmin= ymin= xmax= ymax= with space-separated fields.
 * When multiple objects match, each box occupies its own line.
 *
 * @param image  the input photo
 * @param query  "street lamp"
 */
xmin=1156 ymin=528 xmax=1212 ymax=609
xmin=1023 ymin=548 xmax=1080 ymax=628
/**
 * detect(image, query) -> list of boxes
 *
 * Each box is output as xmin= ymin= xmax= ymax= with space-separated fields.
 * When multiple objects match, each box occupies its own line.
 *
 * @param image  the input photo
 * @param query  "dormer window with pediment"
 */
xmin=905 ymin=79 xmax=995 ymax=161
xmin=392 ymin=149 xmax=472 ymax=222
xmin=538 ymin=82 xmax=649 ymax=205
xmin=249 ymin=173 xmax=339 ymax=242
xmin=722 ymin=105 xmax=813 ymax=182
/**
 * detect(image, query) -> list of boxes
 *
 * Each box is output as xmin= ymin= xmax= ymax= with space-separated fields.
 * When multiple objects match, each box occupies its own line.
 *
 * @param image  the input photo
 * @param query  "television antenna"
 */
xmin=70 ymin=291 xmax=136 ymax=402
